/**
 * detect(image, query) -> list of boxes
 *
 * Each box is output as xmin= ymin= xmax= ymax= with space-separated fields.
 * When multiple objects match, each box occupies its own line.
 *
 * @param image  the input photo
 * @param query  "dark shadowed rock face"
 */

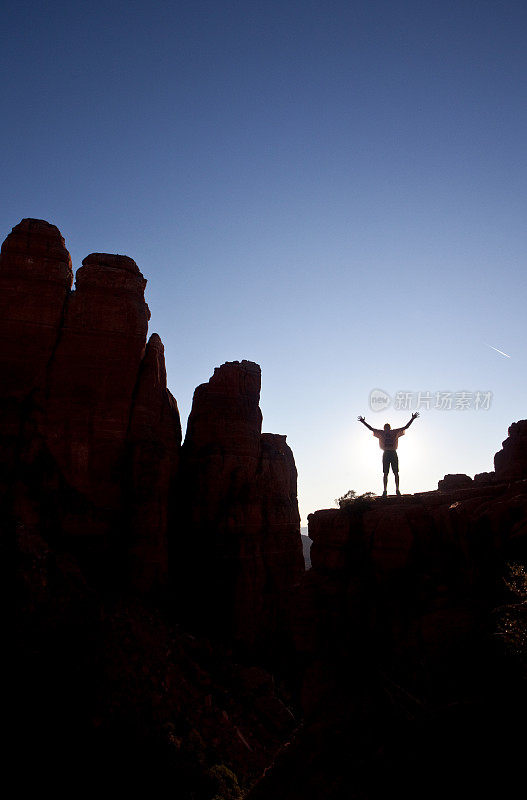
xmin=16 ymin=528 xmax=296 ymax=790
xmin=251 ymin=470 xmax=527 ymax=800
xmin=4 ymin=218 xmax=302 ymax=627
xmin=2 ymin=220 xmax=180 ymax=592
xmin=177 ymin=360 xmax=304 ymax=650
xmin=300 ymin=480 xmax=527 ymax=675
xmin=473 ymin=470 xmax=498 ymax=484
xmin=42 ymin=252 xmax=150 ymax=513
xmin=0 ymin=218 xmax=73 ymax=399
xmin=127 ymin=333 xmax=181 ymax=591
xmin=494 ymin=419 xmax=527 ymax=480
xmin=437 ymin=473 xmax=473 ymax=491
xmin=184 ymin=359 xmax=263 ymax=456
xmin=301 ymin=532 xmax=311 ymax=569
xmin=0 ymin=221 xmax=73 ymax=524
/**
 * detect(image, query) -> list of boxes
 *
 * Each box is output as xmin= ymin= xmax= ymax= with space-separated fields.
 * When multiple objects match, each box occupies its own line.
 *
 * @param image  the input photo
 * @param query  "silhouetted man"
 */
xmin=358 ymin=412 xmax=419 ymax=496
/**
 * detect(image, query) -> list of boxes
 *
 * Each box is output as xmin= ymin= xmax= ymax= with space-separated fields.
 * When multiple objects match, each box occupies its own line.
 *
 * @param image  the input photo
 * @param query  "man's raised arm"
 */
xmin=403 ymin=412 xmax=420 ymax=429
xmin=358 ymin=415 xmax=375 ymax=431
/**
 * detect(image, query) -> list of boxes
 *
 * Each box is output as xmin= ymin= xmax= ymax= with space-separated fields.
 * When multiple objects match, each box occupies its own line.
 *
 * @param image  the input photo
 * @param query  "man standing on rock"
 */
xmin=358 ymin=413 xmax=419 ymax=497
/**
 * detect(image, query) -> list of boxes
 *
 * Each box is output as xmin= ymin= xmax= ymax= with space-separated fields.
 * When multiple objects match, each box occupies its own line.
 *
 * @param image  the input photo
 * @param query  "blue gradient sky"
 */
xmin=2 ymin=1 xmax=526 ymax=522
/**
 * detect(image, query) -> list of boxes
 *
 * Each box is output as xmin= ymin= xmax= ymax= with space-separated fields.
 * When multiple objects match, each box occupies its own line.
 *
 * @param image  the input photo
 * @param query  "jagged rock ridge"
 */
xmin=5 ymin=218 xmax=303 ymax=636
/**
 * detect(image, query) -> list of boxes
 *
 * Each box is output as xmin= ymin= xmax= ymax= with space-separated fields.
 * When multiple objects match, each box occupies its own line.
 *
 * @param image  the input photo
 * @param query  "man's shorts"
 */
xmin=382 ymin=449 xmax=399 ymax=474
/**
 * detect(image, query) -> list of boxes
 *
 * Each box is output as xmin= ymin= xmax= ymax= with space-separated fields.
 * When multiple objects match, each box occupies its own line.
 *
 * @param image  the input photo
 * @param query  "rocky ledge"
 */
xmin=250 ymin=436 xmax=527 ymax=800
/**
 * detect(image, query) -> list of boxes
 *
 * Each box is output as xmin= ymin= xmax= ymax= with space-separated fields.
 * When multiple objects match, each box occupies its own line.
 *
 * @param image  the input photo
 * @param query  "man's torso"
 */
xmin=373 ymin=428 xmax=405 ymax=450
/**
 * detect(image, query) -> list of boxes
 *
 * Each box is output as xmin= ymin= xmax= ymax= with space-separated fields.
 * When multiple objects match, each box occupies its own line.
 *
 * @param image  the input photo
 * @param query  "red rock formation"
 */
xmin=473 ymin=471 xmax=497 ymax=484
xmin=258 ymin=467 xmax=527 ymax=800
xmin=0 ymin=219 xmax=73 ymax=507
xmin=233 ymin=431 xmax=303 ymax=646
xmin=1 ymin=220 xmax=182 ymax=592
xmin=0 ymin=218 xmax=73 ymax=400
xmin=41 ymin=252 xmax=150 ymax=514
xmin=437 ymin=473 xmax=473 ymax=492
xmin=177 ymin=360 xmax=304 ymax=649
xmin=126 ymin=333 xmax=181 ymax=591
xmin=293 ymin=475 xmax=527 ymax=716
xmin=6 ymin=220 xmax=524 ymax=795
xmin=494 ymin=419 xmax=527 ymax=480
xmin=2 ymin=217 xmax=303 ymax=619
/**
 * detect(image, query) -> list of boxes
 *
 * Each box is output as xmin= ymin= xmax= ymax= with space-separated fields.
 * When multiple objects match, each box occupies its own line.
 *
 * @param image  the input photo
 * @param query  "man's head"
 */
xmin=384 ymin=423 xmax=391 ymax=431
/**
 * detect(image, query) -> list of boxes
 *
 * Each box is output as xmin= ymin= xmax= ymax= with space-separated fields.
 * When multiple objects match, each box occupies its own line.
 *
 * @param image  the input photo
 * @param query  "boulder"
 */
xmin=494 ymin=420 xmax=527 ymax=480
xmin=473 ymin=471 xmax=497 ymax=485
xmin=438 ymin=473 xmax=473 ymax=492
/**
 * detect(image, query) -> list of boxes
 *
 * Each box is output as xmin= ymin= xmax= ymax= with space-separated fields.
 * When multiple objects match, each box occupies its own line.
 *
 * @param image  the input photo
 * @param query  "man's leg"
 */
xmin=383 ymin=472 xmax=388 ymax=496
xmin=382 ymin=452 xmax=389 ymax=496
xmin=393 ymin=452 xmax=401 ymax=495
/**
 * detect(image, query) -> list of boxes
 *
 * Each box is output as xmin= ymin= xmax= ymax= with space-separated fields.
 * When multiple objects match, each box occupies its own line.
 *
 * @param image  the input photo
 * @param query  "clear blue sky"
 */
xmin=2 ymin=1 xmax=526 ymax=522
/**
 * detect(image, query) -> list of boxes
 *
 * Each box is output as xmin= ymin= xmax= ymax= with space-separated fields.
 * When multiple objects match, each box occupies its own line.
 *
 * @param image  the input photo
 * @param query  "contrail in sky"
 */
xmin=485 ymin=343 xmax=511 ymax=358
